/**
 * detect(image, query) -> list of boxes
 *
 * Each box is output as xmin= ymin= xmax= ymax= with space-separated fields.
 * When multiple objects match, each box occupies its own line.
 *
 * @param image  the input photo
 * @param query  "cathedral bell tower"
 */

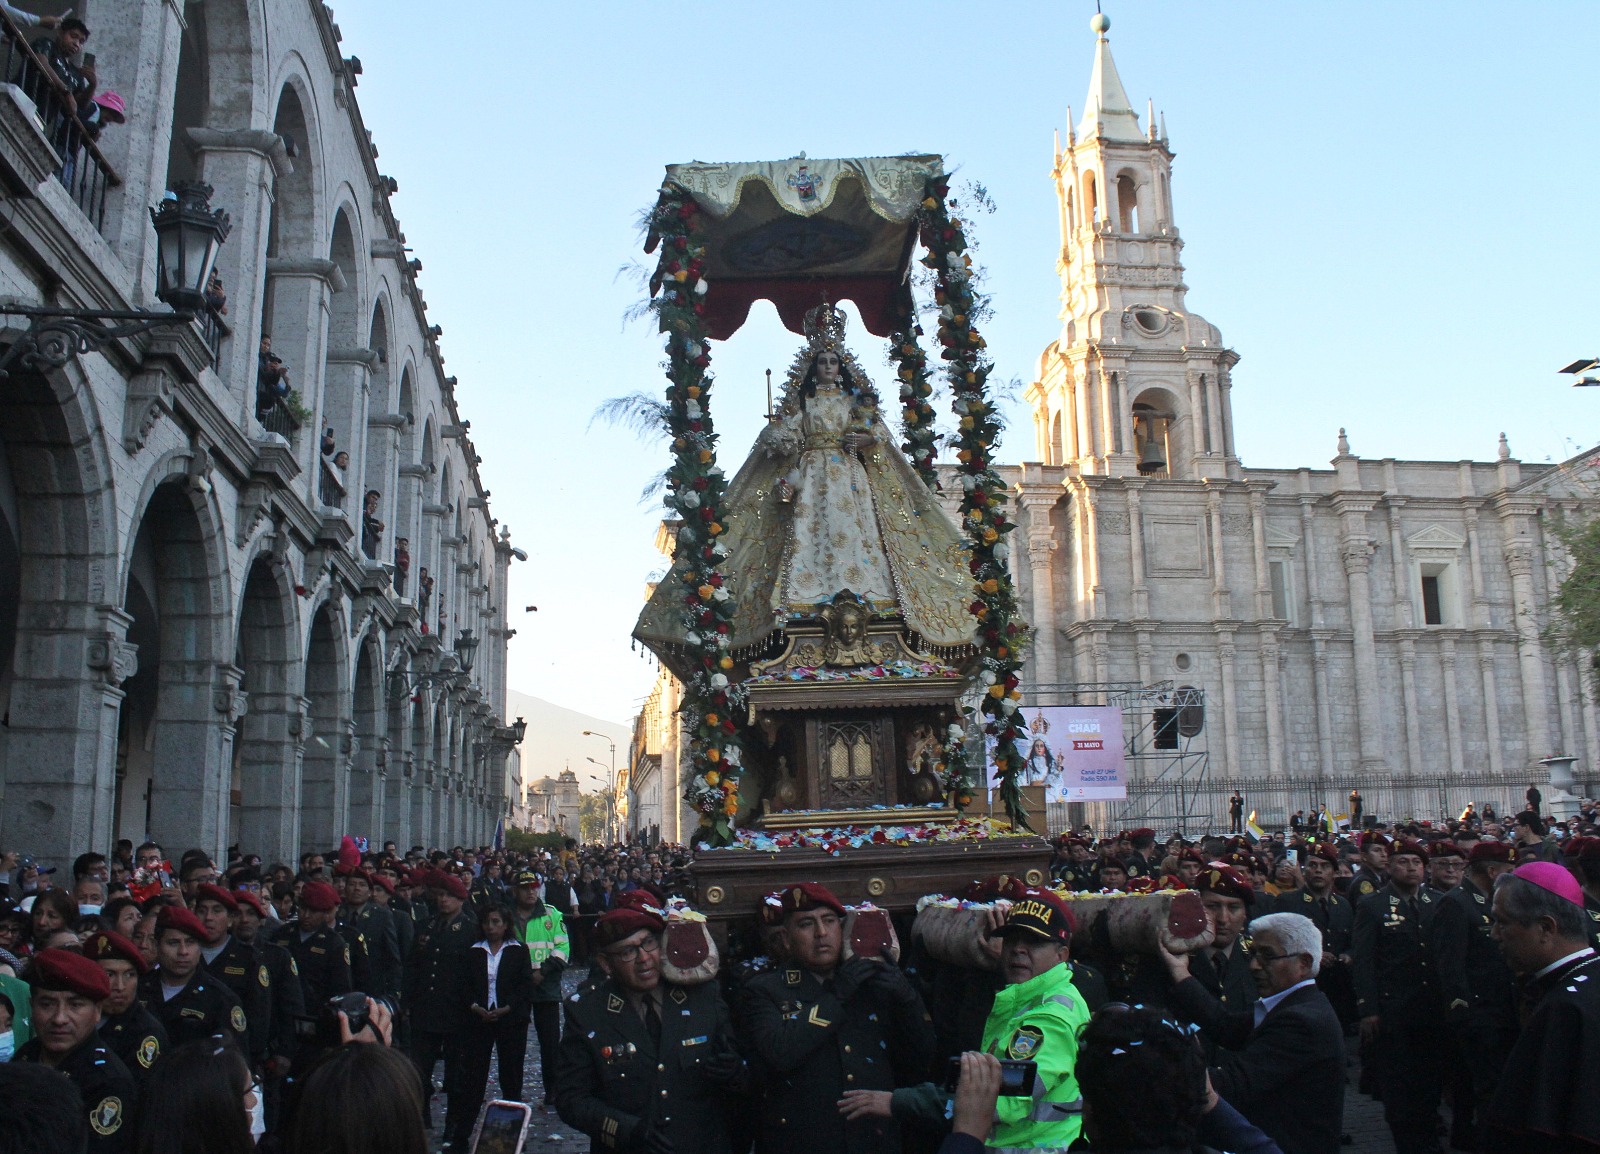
xmin=1027 ymin=13 xmax=1239 ymax=481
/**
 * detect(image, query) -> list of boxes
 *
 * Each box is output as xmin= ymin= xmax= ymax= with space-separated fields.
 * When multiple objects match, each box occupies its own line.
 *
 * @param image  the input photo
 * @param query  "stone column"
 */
xmin=1206 ymin=485 xmax=1230 ymax=619
xmin=1248 ymin=487 xmax=1270 ymax=619
xmin=1135 ymin=630 xmax=1153 ymax=688
xmin=1476 ymin=637 xmax=1505 ymax=775
xmin=2 ymin=605 xmax=134 ymax=862
xmin=1185 ymin=370 xmax=1209 ymax=456
xmin=1397 ymin=637 xmax=1423 ymax=776
xmin=385 ymin=743 xmax=414 ymax=850
xmin=1334 ymin=497 xmax=1385 ymax=771
xmin=1017 ymin=483 xmax=1061 ymax=686
xmin=1503 ymin=537 xmax=1552 ymax=765
xmin=264 ymin=259 xmax=342 ymax=476
xmin=1259 ymin=628 xmax=1285 ymax=776
xmin=148 ymin=659 xmax=242 ymax=860
xmin=1310 ymin=632 xmax=1337 ymax=780
xmin=239 ymin=693 xmax=308 ymax=863
xmin=1215 ymin=624 xmax=1241 ymax=776
xmin=1204 ymin=374 xmax=1226 ymax=469
xmin=1440 ymin=638 xmax=1465 ymax=777
xmin=1127 ymin=481 xmax=1149 ymax=619
xmin=187 ymin=130 xmax=293 ymax=413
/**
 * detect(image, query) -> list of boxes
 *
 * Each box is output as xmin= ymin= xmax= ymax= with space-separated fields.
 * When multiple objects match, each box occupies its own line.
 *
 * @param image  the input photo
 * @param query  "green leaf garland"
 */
xmin=887 ymin=323 xmax=941 ymax=490
xmin=645 ymin=186 xmax=746 ymax=847
xmin=916 ymin=178 xmax=1035 ymax=832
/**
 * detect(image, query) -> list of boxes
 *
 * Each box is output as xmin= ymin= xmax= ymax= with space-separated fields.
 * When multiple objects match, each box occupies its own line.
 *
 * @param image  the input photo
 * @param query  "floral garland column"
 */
xmin=645 ymin=187 xmax=745 ymax=847
xmin=917 ymin=178 xmax=1035 ymax=831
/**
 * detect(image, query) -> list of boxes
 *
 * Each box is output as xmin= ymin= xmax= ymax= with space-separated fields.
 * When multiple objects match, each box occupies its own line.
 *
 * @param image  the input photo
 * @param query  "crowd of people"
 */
xmin=0 ymin=798 xmax=1598 ymax=1154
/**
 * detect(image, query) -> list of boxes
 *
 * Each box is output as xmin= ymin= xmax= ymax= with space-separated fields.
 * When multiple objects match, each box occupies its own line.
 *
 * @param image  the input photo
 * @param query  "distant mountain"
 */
xmin=506 ymin=690 xmax=630 ymax=795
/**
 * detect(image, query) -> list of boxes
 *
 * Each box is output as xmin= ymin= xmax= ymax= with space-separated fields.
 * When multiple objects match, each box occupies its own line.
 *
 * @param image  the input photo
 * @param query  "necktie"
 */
xmin=1212 ymin=951 xmax=1227 ymax=984
xmin=644 ymin=997 xmax=662 ymax=1047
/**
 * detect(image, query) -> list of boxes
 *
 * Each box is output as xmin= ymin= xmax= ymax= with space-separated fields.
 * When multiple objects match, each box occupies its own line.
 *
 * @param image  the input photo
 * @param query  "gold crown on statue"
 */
xmin=802 ymin=302 xmax=848 ymax=352
xmin=1032 ymin=710 xmax=1050 ymax=734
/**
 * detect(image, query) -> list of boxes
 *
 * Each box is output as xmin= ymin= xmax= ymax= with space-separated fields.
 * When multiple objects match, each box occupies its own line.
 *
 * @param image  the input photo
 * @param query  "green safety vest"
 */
xmin=521 ymin=905 xmax=569 ymax=966
xmin=979 ymin=961 xmax=1088 ymax=1153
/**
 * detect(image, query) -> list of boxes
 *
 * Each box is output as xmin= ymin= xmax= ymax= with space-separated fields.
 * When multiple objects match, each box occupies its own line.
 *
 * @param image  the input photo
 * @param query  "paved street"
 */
xmin=427 ymin=966 xmax=1414 ymax=1154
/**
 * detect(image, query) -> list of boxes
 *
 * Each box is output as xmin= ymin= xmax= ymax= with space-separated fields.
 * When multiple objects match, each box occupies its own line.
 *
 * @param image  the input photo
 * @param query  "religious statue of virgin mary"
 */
xmin=636 ymin=304 xmax=974 ymax=668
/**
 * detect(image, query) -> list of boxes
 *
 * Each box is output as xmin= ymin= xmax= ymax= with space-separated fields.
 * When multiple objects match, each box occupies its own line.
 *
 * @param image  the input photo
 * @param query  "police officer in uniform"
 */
xmin=270 ymin=880 xmax=354 ymax=1011
xmin=1350 ymin=832 xmax=1390 ymax=903
xmin=513 ymin=868 xmax=570 ymax=1106
xmin=14 ymin=949 xmax=140 ymax=1153
xmin=342 ymin=869 xmax=399 ymax=1005
xmin=1559 ymin=836 xmax=1600 ymax=949
xmin=83 ymin=931 xmax=166 ymax=1092
xmin=1122 ymin=828 xmax=1159 ymax=881
xmin=738 ymin=883 xmax=935 ymax=1154
xmin=138 ymin=906 xmax=249 ymax=1051
xmin=1352 ymin=837 xmax=1444 ymax=1154
xmin=404 ymin=868 xmax=478 ymax=1142
xmin=1275 ymin=843 xmax=1355 ymax=1022
xmin=192 ymin=883 xmax=272 ymax=1069
xmin=231 ymin=888 xmax=304 ymax=1079
xmin=1136 ymin=863 xmax=1258 ymax=1023
xmin=555 ymin=905 xmax=743 ymax=1154
xmin=1431 ymin=840 xmax=1516 ymax=1150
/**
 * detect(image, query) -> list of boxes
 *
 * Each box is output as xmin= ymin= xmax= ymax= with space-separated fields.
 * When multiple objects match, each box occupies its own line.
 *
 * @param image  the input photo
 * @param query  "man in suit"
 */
xmin=1159 ymin=912 xmax=1345 ymax=1154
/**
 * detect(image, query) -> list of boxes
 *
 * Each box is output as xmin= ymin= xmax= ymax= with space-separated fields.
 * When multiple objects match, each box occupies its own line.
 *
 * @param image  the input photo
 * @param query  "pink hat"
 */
xmin=1513 ymin=861 xmax=1584 ymax=905
xmin=95 ymin=92 xmax=126 ymax=123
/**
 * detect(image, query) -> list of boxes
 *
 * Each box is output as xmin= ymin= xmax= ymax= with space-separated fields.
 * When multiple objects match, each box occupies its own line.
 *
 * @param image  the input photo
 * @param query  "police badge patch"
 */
xmin=231 ymin=1005 xmax=247 ymax=1032
xmin=90 ymin=1096 xmax=123 ymax=1136
xmin=259 ymin=964 xmax=270 ymax=988
xmin=136 ymin=1036 xmax=159 ymax=1069
xmin=1007 ymin=1026 xmax=1044 ymax=1061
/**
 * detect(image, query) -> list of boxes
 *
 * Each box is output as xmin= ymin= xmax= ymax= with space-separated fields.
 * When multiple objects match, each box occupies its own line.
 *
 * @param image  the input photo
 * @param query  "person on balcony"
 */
xmin=31 ymin=18 xmax=93 ymax=116
xmin=256 ymin=336 xmax=290 ymax=421
xmin=362 ymin=490 xmax=385 ymax=559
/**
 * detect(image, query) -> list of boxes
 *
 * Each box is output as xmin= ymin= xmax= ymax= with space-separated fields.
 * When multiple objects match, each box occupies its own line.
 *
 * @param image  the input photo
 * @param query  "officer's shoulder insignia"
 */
xmin=1421 ymin=893 xmax=1433 ymax=904
xmin=606 ymin=993 xmax=624 ymax=1013
xmin=137 ymin=1036 xmax=159 ymax=1069
xmin=289 ymin=956 xmax=299 ymax=976
xmin=1006 ymin=1025 xmax=1044 ymax=1060
xmin=90 ymin=1096 xmax=123 ymax=1136
xmin=1474 ymin=892 xmax=1486 ymax=904
xmin=785 ymin=969 xmax=801 ymax=986
xmin=259 ymin=964 xmax=270 ymax=988
xmin=230 ymin=1005 xmax=246 ymax=1033
xmin=669 ymin=987 xmax=687 ymax=1005
xmin=343 ymin=945 xmax=351 ymax=965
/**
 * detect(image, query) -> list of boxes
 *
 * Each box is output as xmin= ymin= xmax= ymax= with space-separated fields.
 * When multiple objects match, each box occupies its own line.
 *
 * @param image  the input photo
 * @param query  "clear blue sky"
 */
xmin=336 ymin=1 xmax=1600 ymax=726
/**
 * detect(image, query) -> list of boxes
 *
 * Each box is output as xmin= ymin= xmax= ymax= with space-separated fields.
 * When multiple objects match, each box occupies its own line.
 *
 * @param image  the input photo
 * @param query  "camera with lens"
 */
xmin=294 ymin=991 xmax=371 ymax=1050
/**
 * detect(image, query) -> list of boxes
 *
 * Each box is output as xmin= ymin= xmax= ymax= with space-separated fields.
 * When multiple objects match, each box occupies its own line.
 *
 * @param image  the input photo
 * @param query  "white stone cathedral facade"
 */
xmin=1007 ymin=19 xmax=1599 ymax=825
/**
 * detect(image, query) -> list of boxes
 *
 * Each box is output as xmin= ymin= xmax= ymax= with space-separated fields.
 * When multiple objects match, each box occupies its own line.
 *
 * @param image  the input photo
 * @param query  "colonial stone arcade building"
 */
xmin=1009 ymin=20 xmax=1597 ymax=821
xmin=0 ymin=0 xmax=521 ymax=864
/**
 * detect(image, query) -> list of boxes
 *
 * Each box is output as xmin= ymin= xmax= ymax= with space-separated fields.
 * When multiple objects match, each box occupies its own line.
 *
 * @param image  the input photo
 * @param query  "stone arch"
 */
xmin=166 ymin=0 xmax=267 ymax=188
xmin=233 ymin=550 xmax=304 ymax=861
xmin=432 ymin=696 xmax=451 ymax=842
xmin=300 ymin=598 xmax=351 ymax=850
xmin=362 ymin=297 xmax=398 ymax=564
xmin=0 ymin=366 xmax=119 ymax=860
xmin=1115 ymin=169 xmax=1140 ymax=234
xmin=348 ymin=628 xmax=387 ymax=842
xmin=1131 ymin=384 xmax=1187 ymax=478
xmin=264 ymin=74 xmax=320 ymax=262
xmin=319 ymin=205 xmax=366 ymax=513
xmin=409 ymin=691 xmax=431 ymax=847
xmin=115 ymin=456 xmax=234 ymax=855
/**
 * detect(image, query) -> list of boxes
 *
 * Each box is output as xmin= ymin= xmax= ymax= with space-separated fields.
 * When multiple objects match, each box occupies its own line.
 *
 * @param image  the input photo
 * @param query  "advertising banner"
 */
xmin=1014 ymin=706 xmax=1127 ymax=802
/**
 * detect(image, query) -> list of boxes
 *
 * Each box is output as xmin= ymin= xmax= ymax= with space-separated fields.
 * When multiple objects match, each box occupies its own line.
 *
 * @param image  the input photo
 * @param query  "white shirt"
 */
xmin=1253 ymin=977 xmax=1317 ymax=1028
xmin=1532 ymin=946 xmax=1596 ymax=982
xmin=476 ymin=940 xmax=507 ymax=1008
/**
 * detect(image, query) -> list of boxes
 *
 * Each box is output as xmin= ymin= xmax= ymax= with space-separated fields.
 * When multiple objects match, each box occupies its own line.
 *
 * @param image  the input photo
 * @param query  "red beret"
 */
xmin=1469 ymin=841 xmax=1513 ymax=864
xmin=991 ymin=887 xmax=1075 ymax=943
xmin=1128 ymin=828 xmax=1156 ymax=841
xmin=614 ymin=889 xmax=665 ymax=918
xmin=83 ymin=931 xmax=147 ymax=975
xmin=433 ymin=873 xmax=469 ymax=901
xmin=156 ymin=906 xmax=208 ymax=941
xmin=1198 ymin=863 xmax=1255 ymax=906
xmin=594 ymin=906 xmax=664 ymax=949
xmin=1561 ymin=837 xmax=1600 ymax=861
xmin=299 ymin=881 xmax=340 ymax=911
xmin=1390 ymin=838 xmax=1428 ymax=862
xmin=28 ymin=948 xmax=110 ymax=1000
xmin=758 ymin=891 xmax=787 ymax=927
xmin=194 ymin=884 xmax=238 ymax=911
xmin=1307 ymin=843 xmax=1340 ymax=865
xmin=369 ymin=873 xmax=395 ymax=895
xmin=1179 ymin=848 xmax=1207 ymax=865
xmin=1429 ymin=841 xmax=1466 ymax=861
xmin=776 ymin=882 xmax=846 ymax=919
xmin=1359 ymin=832 xmax=1391 ymax=849
xmin=232 ymin=890 xmax=269 ymax=919
xmin=959 ymin=875 xmax=1031 ymax=903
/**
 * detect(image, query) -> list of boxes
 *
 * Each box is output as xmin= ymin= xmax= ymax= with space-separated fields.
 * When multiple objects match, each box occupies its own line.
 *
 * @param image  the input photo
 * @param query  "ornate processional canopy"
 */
xmin=647 ymin=155 xmax=944 ymax=340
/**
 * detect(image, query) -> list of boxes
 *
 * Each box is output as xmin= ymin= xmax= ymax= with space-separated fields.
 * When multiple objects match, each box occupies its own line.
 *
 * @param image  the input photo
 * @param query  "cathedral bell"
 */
xmin=1133 ymin=406 xmax=1167 ymax=475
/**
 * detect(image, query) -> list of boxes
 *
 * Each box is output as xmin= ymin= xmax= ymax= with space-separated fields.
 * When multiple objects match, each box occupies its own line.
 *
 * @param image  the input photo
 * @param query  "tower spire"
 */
xmin=1078 ymin=13 xmax=1142 ymax=142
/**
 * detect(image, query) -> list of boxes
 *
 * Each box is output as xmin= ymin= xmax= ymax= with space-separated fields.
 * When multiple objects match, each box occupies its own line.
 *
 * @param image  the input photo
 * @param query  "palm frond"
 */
xmin=589 ymin=392 xmax=669 ymax=440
